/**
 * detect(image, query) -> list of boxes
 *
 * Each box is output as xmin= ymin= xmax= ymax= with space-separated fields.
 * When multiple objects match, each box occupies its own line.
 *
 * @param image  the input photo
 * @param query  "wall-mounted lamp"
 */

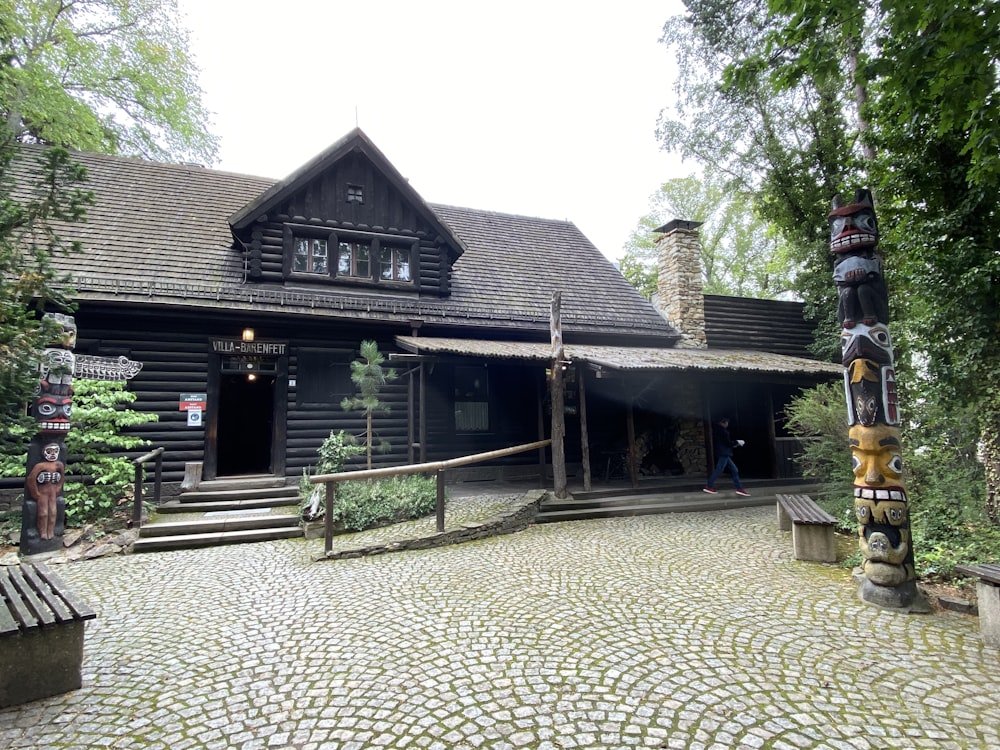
xmin=242 ymin=328 xmax=255 ymax=342
xmin=247 ymin=373 xmax=257 ymax=382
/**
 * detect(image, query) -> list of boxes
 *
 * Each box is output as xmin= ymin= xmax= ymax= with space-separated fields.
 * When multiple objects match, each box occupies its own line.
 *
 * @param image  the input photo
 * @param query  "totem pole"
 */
xmin=830 ymin=190 xmax=926 ymax=610
xmin=21 ymin=314 xmax=76 ymax=557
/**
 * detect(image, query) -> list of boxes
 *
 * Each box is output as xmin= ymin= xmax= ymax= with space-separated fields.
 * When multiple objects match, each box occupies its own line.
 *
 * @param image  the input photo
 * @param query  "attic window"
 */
xmin=346 ymin=184 xmax=364 ymax=204
xmin=379 ymin=244 xmax=411 ymax=282
xmin=338 ymin=240 xmax=371 ymax=278
xmin=293 ymin=238 xmax=328 ymax=274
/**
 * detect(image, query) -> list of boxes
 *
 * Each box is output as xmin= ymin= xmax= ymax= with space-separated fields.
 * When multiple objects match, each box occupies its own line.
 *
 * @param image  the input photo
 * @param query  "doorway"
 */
xmin=216 ymin=373 xmax=275 ymax=476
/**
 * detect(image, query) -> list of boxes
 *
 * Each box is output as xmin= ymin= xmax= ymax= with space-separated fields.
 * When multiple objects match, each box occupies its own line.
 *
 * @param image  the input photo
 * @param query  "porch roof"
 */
xmin=394 ymin=337 xmax=842 ymax=376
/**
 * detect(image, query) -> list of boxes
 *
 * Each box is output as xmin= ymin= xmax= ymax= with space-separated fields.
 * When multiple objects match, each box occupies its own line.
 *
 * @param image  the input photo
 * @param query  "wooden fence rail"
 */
xmin=310 ymin=439 xmax=552 ymax=554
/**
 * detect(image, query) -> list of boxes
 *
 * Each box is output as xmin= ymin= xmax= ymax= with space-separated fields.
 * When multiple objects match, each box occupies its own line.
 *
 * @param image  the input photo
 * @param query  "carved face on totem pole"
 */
xmin=830 ymin=190 xmax=889 ymax=329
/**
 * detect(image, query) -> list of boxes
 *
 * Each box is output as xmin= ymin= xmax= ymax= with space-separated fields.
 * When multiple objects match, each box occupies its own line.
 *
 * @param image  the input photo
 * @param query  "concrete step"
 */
xmin=156 ymin=496 xmax=300 ymax=514
xmin=536 ymin=482 xmax=819 ymax=524
xmin=132 ymin=525 xmax=303 ymax=552
xmin=178 ymin=485 xmax=299 ymax=504
xmin=537 ymin=494 xmax=773 ymax=523
xmin=139 ymin=512 xmax=300 ymax=538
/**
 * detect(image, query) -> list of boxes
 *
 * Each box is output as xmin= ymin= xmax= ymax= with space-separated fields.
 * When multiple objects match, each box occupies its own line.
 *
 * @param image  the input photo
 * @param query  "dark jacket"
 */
xmin=712 ymin=421 xmax=736 ymax=458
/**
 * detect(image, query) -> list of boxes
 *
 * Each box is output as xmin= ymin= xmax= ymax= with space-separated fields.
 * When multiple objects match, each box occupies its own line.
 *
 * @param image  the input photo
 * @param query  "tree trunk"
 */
xmin=983 ymin=398 xmax=1000 ymax=523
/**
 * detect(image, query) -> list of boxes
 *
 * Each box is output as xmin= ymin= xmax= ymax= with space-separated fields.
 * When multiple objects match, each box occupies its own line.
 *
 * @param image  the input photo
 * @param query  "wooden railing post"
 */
xmin=436 ymin=469 xmax=445 ymax=532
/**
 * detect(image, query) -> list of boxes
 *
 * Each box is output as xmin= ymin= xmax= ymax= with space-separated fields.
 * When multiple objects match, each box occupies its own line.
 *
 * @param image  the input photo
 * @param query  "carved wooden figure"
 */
xmin=829 ymin=191 xmax=925 ymax=610
xmin=20 ymin=314 xmax=75 ymax=557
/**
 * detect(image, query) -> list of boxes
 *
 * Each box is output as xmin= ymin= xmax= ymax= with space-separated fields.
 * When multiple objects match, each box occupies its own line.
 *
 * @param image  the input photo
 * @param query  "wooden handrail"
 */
xmin=313 ymin=439 xmax=552 ymax=554
xmin=131 ymin=447 xmax=164 ymax=528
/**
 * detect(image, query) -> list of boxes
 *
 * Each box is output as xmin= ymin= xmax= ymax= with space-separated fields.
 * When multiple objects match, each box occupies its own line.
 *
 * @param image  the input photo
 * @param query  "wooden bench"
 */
xmin=1 ymin=561 xmax=97 ymax=708
xmin=955 ymin=563 xmax=1000 ymax=648
xmin=776 ymin=493 xmax=838 ymax=563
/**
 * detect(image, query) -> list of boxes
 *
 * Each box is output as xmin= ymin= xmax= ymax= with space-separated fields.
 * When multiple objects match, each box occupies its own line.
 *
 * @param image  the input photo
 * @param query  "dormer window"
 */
xmin=338 ymin=240 xmax=371 ymax=278
xmin=379 ymin=244 xmax=411 ymax=281
xmin=284 ymin=224 xmax=417 ymax=288
xmin=293 ymin=238 xmax=328 ymax=274
xmin=346 ymin=184 xmax=364 ymax=204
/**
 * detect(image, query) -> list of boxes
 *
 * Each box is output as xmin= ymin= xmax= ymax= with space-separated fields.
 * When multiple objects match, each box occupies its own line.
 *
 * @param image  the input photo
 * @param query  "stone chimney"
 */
xmin=652 ymin=219 xmax=707 ymax=348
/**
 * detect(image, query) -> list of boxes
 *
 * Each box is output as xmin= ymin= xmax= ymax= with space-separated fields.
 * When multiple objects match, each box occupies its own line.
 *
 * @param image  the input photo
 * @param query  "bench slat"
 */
xmin=0 ymin=567 xmax=43 ymax=632
xmin=0 ymin=586 xmax=19 ymax=636
xmin=33 ymin=563 xmax=97 ymax=621
xmin=776 ymin=494 xmax=837 ymax=526
xmin=21 ymin=565 xmax=74 ymax=623
xmin=956 ymin=563 xmax=1000 ymax=586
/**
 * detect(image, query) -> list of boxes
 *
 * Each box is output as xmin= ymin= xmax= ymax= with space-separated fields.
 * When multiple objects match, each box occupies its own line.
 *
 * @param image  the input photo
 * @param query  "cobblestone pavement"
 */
xmin=2 ymin=499 xmax=999 ymax=750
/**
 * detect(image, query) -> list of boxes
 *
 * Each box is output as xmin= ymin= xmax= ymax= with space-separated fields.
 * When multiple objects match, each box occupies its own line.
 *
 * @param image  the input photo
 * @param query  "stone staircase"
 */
xmin=132 ymin=476 xmax=303 ymax=553
xmin=536 ymin=479 xmax=821 ymax=524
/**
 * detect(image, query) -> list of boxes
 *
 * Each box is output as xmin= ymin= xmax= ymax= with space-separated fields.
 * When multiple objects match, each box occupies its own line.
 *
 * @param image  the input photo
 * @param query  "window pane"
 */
xmin=356 ymin=245 xmax=369 ymax=278
xmin=338 ymin=242 xmax=352 ymax=274
xmin=294 ymin=239 xmax=309 ymax=273
xmin=395 ymin=252 xmax=410 ymax=281
xmin=455 ymin=365 xmax=489 ymax=432
xmin=313 ymin=239 xmax=328 ymax=274
xmin=380 ymin=247 xmax=393 ymax=279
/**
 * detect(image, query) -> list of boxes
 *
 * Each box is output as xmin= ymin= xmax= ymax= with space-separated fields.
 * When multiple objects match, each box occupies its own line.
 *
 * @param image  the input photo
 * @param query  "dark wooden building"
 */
xmin=5 ymin=130 xmax=839 ymax=496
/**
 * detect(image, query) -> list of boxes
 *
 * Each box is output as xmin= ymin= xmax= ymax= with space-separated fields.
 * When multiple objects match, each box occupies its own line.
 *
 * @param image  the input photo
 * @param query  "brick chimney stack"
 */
xmin=653 ymin=219 xmax=707 ymax=349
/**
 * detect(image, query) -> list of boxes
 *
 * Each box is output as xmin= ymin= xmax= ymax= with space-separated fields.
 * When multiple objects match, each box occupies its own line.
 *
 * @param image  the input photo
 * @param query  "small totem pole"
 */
xmin=830 ymin=190 xmax=926 ymax=610
xmin=21 ymin=314 xmax=76 ymax=557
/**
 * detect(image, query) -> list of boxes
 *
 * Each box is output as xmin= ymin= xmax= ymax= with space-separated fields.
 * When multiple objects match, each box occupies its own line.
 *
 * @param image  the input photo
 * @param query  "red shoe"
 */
xmin=735 ymin=489 xmax=750 ymax=497
xmin=702 ymin=487 xmax=718 ymax=494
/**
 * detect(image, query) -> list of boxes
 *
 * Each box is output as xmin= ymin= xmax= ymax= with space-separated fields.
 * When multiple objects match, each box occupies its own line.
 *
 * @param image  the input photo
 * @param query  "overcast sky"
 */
xmin=177 ymin=1 xmax=691 ymax=261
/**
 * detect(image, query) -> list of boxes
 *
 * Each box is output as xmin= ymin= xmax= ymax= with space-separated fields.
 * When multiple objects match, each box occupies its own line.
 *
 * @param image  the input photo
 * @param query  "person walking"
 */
xmin=703 ymin=417 xmax=750 ymax=496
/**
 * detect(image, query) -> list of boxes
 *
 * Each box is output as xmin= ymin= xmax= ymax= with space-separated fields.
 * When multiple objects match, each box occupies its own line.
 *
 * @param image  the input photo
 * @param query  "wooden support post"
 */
xmin=626 ymin=397 xmax=638 ymax=488
xmin=579 ymin=367 xmax=592 ymax=492
xmin=550 ymin=292 xmax=567 ymax=498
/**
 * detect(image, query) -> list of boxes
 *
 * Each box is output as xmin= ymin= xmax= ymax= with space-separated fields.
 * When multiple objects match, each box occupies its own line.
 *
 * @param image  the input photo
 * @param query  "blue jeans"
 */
xmin=707 ymin=455 xmax=743 ymax=490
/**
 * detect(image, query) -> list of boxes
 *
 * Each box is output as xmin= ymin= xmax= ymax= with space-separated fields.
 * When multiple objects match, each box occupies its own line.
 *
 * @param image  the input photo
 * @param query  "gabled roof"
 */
xmin=7 ymin=143 xmax=679 ymax=342
xmin=227 ymin=127 xmax=468 ymax=261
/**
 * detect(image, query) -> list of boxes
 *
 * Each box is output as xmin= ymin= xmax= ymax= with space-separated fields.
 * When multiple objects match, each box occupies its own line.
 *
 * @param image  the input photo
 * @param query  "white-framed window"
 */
xmin=293 ymin=237 xmax=328 ymax=274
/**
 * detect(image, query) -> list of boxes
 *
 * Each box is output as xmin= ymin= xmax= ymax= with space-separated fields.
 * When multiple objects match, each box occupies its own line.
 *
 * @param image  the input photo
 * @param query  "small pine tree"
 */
xmin=341 ymin=340 xmax=397 ymax=469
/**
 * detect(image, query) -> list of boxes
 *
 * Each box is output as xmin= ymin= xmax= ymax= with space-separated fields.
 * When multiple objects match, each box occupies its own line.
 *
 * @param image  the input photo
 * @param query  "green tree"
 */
xmin=0 ymin=139 xmax=91 ymax=454
xmin=619 ymin=168 xmax=798 ymax=299
xmin=656 ymin=1 xmax=861 ymax=356
xmin=659 ymin=0 xmax=1000 ymax=522
xmin=1 ymin=0 xmax=218 ymax=163
xmin=341 ymin=340 xmax=398 ymax=470
xmin=752 ymin=0 xmax=1000 ymax=520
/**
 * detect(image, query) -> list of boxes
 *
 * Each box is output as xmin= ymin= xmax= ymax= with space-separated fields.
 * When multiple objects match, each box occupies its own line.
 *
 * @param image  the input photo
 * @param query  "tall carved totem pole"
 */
xmin=21 ymin=313 xmax=76 ymax=557
xmin=830 ymin=190 xmax=926 ymax=610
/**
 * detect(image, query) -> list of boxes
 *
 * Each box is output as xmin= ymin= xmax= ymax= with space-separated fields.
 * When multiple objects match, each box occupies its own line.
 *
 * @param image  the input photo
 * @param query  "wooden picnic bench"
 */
xmin=955 ymin=563 xmax=1000 ymax=648
xmin=1 ymin=561 xmax=97 ymax=708
xmin=776 ymin=493 xmax=838 ymax=563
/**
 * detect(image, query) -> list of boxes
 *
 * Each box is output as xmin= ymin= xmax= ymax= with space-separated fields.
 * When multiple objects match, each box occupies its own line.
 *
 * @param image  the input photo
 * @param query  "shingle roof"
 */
xmin=395 ymin=336 xmax=843 ymax=376
xmin=9 ymin=144 xmax=678 ymax=342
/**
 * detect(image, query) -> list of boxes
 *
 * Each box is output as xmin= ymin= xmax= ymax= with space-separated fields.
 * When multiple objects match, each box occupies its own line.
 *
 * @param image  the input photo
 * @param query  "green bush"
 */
xmin=63 ymin=380 xmax=156 ymax=523
xmin=784 ymin=382 xmax=855 ymax=531
xmin=786 ymin=382 xmax=1000 ymax=581
xmin=300 ymin=430 xmax=365 ymax=519
xmin=332 ymin=474 xmax=437 ymax=531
